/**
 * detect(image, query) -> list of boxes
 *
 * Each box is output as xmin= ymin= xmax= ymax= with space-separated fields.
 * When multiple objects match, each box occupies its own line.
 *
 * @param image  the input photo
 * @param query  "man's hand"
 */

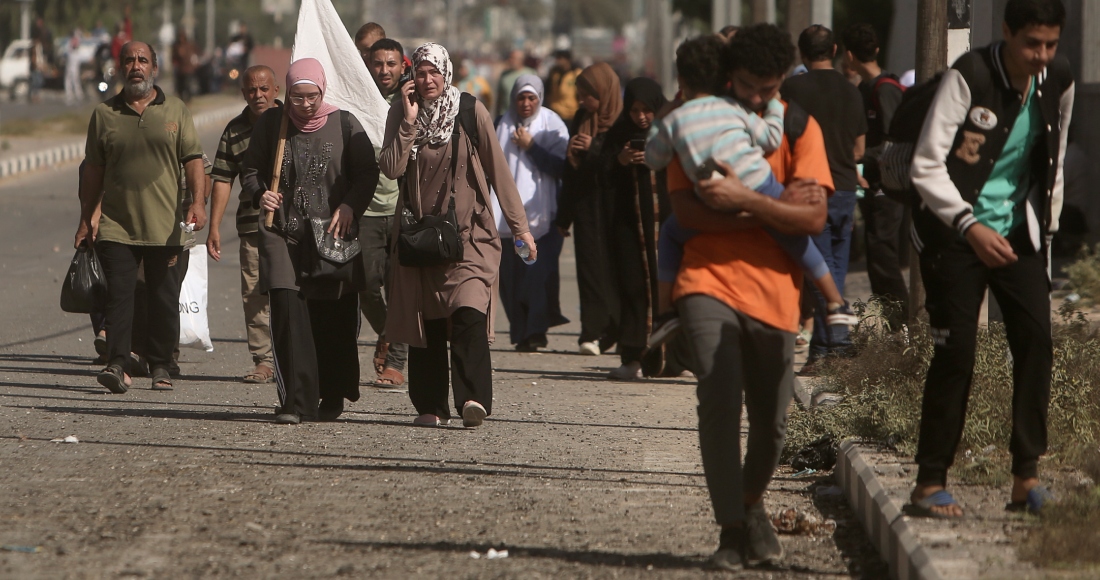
xmin=779 ymin=178 xmax=826 ymax=206
xmin=328 ymin=203 xmax=356 ymax=240
xmin=516 ymin=231 xmax=537 ymax=262
xmin=964 ymin=223 xmax=1018 ymax=268
xmin=185 ymin=202 xmax=207 ymax=232
xmin=696 ymin=160 xmax=751 ymax=211
xmin=206 ymin=230 xmax=222 ymax=261
xmin=74 ymin=218 xmax=97 ymax=249
xmin=402 ymin=82 xmax=419 ymax=125
xmin=260 ymin=190 xmax=282 ymax=213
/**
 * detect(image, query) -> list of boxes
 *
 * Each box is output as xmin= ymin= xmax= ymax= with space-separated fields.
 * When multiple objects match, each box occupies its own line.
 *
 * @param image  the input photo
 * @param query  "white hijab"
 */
xmin=491 ymin=74 xmax=570 ymax=240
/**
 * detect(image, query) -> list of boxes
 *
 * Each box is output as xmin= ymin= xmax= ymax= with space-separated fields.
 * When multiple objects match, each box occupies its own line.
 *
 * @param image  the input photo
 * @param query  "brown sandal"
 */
xmin=243 ymin=363 xmax=275 ymax=384
xmin=373 ymin=367 xmax=405 ymax=387
xmin=372 ymin=341 xmax=389 ymax=375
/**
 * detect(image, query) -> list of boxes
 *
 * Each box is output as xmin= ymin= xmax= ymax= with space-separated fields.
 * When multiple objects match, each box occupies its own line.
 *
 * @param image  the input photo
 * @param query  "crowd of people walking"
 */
xmin=69 ymin=0 xmax=1075 ymax=570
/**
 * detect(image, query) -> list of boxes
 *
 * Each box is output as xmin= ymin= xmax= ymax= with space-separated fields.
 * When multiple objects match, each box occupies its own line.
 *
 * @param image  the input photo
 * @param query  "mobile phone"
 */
xmin=696 ymin=158 xmax=723 ymax=182
xmin=629 ymin=138 xmax=646 ymax=151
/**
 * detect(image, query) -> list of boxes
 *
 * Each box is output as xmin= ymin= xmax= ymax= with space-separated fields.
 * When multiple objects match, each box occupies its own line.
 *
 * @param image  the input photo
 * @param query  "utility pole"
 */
xmin=751 ymin=0 xmax=776 ymax=24
xmin=712 ymin=0 xmax=741 ymax=32
xmin=787 ymin=0 xmax=812 ymax=39
xmin=184 ymin=0 xmax=195 ymax=39
xmin=18 ymin=0 xmax=32 ymax=40
xmin=205 ymin=0 xmax=216 ymax=56
xmin=908 ymin=0 xmax=949 ymax=323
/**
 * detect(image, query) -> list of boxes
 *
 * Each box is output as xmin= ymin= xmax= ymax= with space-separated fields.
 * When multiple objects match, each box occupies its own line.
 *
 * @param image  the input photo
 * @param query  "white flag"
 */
xmin=292 ymin=0 xmax=389 ymax=145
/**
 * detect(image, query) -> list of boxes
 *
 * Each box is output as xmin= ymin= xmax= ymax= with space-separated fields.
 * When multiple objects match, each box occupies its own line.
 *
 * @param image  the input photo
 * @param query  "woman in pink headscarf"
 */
xmin=241 ymin=57 xmax=380 ymax=425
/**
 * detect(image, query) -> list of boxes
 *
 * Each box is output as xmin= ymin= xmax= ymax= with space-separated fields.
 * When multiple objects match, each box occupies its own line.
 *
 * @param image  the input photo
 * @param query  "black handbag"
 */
xmin=297 ymin=216 xmax=361 ymax=284
xmin=397 ymin=134 xmax=464 ymax=267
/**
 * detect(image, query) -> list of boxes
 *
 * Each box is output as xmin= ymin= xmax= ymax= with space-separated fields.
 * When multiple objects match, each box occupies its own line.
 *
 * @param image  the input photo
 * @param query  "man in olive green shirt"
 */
xmin=76 ymin=41 xmax=207 ymax=394
xmin=361 ymin=37 xmax=408 ymax=385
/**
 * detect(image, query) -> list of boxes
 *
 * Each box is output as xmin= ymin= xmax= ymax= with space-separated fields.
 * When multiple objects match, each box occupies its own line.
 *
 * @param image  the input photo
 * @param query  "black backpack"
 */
xmin=455 ymin=92 xmax=479 ymax=150
xmin=877 ymin=72 xmax=944 ymax=197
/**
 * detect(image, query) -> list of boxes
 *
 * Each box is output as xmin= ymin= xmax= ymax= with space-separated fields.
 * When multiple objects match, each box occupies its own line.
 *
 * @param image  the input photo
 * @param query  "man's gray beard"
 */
xmin=124 ymin=77 xmax=155 ymax=99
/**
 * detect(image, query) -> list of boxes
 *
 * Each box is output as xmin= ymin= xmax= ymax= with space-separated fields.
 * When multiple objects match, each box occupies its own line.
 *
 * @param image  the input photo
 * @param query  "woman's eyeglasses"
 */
xmin=289 ymin=94 xmax=321 ymax=106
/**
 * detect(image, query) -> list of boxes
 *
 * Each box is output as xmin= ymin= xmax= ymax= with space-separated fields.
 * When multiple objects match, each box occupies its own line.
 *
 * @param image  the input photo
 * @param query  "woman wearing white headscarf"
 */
xmin=380 ymin=43 xmax=534 ymax=429
xmin=491 ymin=74 xmax=570 ymax=352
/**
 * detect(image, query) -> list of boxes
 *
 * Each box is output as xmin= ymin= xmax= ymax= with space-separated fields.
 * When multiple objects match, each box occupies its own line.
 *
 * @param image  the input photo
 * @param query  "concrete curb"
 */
xmin=836 ymin=440 xmax=943 ymax=580
xmin=0 ymin=104 xmax=241 ymax=180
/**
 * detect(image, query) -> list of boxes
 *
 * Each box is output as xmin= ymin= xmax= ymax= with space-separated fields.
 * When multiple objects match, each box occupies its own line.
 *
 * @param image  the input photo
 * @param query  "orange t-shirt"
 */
xmin=670 ymin=111 xmax=834 ymax=333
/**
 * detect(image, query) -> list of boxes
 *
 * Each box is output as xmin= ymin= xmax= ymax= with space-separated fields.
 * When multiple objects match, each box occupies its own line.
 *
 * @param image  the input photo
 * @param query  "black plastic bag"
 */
xmin=791 ymin=435 xmax=837 ymax=471
xmin=60 ymin=243 xmax=107 ymax=313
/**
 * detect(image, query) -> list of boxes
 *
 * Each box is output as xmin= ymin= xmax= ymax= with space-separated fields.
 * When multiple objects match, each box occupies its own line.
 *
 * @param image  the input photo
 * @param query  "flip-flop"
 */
xmin=243 ymin=363 xmax=275 ymax=384
xmin=372 ymin=341 xmax=389 ymax=375
xmin=905 ymin=489 xmax=963 ymax=518
xmin=1006 ymin=486 xmax=1054 ymax=515
xmin=151 ymin=367 xmax=174 ymax=391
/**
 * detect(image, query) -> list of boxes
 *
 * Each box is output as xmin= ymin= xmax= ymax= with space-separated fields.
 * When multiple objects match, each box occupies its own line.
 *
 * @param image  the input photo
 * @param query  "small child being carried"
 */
xmin=644 ymin=35 xmax=855 ymax=348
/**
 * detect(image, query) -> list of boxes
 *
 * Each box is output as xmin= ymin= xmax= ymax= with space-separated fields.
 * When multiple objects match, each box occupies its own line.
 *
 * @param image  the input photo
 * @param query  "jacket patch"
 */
xmin=968 ymin=107 xmax=997 ymax=130
xmin=955 ymin=131 xmax=986 ymax=165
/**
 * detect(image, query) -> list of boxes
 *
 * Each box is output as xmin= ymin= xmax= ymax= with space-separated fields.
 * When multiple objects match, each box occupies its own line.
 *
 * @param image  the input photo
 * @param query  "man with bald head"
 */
xmin=76 ymin=41 xmax=207 ymax=394
xmin=207 ymin=65 xmax=283 ymax=384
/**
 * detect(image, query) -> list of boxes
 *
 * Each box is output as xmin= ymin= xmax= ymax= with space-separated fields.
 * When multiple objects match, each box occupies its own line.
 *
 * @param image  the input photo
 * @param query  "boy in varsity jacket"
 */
xmin=908 ymin=0 xmax=1073 ymax=518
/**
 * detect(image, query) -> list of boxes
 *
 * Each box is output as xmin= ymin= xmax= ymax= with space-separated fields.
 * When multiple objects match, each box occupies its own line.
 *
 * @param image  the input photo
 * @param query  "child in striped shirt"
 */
xmin=644 ymin=36 xmax=853 ymax=348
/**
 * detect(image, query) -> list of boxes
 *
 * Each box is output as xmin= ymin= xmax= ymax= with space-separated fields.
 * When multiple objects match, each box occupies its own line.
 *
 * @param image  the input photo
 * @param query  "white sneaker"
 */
xmin=413 ymin=414 xmax=448 ymax=427
xmin=461 ymin=401 xmax=487 ymax=427
xmin=578 ymin=341 xmax=601 ymax=356
xmin=608 ymin=361 xmax=642 ymax=381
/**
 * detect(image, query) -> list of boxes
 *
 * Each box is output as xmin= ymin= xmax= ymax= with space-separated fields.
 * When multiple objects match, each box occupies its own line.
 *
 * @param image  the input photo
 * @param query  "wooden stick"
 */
xmin=264 ymin=111 xmax=289 ymax=228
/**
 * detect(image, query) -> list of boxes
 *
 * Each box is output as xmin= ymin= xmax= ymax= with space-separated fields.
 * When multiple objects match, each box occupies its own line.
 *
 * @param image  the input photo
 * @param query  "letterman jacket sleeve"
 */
xmin=910 ymin=68 xmax=977 ymax=235
xmin=1049 ymin=80 xmax=1075 ymax=234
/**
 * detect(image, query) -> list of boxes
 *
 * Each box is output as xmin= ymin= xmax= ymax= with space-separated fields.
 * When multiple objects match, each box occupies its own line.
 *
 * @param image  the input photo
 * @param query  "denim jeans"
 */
xmin=808 ymin=190 xmax=857 ymax=360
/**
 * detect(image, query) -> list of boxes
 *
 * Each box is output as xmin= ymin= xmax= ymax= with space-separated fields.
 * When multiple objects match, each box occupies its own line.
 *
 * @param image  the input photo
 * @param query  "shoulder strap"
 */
xmin=784 ymin=100 xmax=809 ymax=154
xmin=456 ymin=92 xmax=479 ymax=151
xmin=871 ymin=75 xmax=906 ymax=111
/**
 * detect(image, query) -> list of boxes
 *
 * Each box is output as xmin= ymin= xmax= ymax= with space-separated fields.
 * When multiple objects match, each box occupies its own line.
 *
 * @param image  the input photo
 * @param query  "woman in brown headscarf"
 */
xmin=555 ymin=62 xmax=623 ymax=356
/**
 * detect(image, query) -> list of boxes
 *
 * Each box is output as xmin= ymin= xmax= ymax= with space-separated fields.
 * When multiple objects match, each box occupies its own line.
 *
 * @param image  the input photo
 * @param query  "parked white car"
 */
xmin=0 ymin=39 xmax=32 ymax=99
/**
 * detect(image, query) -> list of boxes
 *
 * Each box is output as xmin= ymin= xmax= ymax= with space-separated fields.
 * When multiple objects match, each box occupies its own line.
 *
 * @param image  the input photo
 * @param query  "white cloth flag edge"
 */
xmin=291 ymin=0 xmax=389 ymax=145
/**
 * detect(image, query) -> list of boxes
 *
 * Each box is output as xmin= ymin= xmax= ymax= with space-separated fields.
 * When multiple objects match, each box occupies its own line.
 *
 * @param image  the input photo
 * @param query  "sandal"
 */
xmin=372 ymin=341 xmax=389 ymax=375
xmin=373 ymin=367 xmax=405 ymax=388
xmin=243 ymin=363 xmax=275 ymax=384
xmin=151 ymin=367 xmax=174 ymax=391
xmin=905 ymin=489 xmax=963 ymax=519
xmin=96 ymin=365 xmax=131 ymax=394
xmin=1006 ymin=486 xmax=1054 ymax=515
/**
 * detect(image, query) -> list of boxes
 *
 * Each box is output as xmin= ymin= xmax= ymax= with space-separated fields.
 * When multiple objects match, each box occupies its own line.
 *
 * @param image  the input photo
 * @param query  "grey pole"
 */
xmin=205 ymin=0 xmax=216 ymax=57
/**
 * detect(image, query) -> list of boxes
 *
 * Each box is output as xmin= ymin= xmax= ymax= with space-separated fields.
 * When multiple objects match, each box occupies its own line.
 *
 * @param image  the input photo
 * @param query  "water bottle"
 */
xmin=515 ymin=239 xmax=536 ymax=265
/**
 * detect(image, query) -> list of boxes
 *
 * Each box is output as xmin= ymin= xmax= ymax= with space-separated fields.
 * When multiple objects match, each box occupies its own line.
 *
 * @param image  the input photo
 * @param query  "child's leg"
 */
xmin=657 ymin=214 xmax=697 ymax=295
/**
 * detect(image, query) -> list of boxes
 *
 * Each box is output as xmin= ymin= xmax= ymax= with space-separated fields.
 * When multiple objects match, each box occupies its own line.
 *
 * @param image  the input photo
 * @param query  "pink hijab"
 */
xmin=285 ymin=58 xmax=339 ymax=133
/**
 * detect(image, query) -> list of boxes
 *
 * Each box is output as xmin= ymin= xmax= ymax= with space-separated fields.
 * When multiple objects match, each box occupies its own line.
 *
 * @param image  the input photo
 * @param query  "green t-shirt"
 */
xmin=973 ymin=79 xmax=1042 ymax=236
xmin=364 ymin=91 xmax=400 ymax=217
xmin=85 ymin=86 xmax=204 ymax=246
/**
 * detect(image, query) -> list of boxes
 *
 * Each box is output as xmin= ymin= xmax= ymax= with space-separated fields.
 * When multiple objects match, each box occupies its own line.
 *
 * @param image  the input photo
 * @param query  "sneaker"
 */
xmin=608 ymin=361 xmax=641 ymax=381
xmin=413 ymin=414 xmax=445 ymax=427
xmin=826 ymin=302 xmax=858 ymax=327
xmin=462 ymin=400 xmax=487 ymax=427
xmin=274 ymin=413 xmax=301 ymax=425
xmin=93 ymin=333 xmax=107 ymax=357
xmin=578 ymin=341 xmax=601 ymax=356
xmin=647 ymin=313 xmax=681 ymax=350
xmin=711 ymin=525 xmax=747 ymax=571
xmin=798 ymin=359 xmax=821 ymax=377
xmin=744 ymin=502 xmax=783 ymax=565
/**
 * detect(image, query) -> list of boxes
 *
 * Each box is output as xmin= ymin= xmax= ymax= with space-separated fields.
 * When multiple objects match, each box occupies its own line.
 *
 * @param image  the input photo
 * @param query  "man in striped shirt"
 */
xmin=207 ymin=65 xmax=282 ymax=384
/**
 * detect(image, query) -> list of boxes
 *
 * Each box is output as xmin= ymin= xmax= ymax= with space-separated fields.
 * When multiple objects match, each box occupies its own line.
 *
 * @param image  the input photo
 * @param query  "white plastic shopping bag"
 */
xmin=292 ymin=0 xmax=389 ymax=145
xmin=179 ymin=245 xmax=214 ymax=352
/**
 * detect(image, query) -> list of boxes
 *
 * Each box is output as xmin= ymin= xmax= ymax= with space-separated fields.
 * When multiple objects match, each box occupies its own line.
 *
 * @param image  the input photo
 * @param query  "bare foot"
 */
xmin=1011 ymin=476 xmax=1039 ymax=503
xmin=911 ymin=484 xmax=964 ymax=518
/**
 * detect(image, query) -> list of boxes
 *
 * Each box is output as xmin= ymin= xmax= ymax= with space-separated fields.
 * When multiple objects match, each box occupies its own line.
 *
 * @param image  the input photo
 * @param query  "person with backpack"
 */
xmin=379 ymin=43 xmax=535 ymax=429
xmin=908 ymin=0 xmax=1074 ymax=518
xmin=842 ymin=23 xmax=910 ymax=329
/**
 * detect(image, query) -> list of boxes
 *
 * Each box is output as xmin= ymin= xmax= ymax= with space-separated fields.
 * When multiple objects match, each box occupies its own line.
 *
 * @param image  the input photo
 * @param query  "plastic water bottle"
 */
xmin=515 ymin=239 xmax=536 ymax=265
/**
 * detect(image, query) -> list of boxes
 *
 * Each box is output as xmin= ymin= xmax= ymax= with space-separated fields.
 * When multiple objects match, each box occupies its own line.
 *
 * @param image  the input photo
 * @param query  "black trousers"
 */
xmin=915 ymin=233 xmax=1052 ymax=486
xmin=859 ymin=193 xmax=909 ymax=327
xmin=571 ymin=197 xmax=620 ymax=345
xmin=269 ymin=289 xmax=361 ymax=420
xmin=408 ymin=307 xmax=492 ymax=420
xmin=97 ymin=242 xmax=184 ymax=375
xmin=612 ymin=217 xmax=649 ymax=364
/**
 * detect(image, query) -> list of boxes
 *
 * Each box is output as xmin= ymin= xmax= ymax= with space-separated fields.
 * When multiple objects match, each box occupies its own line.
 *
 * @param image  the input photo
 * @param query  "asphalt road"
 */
xmin=0 ymin=125 xmax=887 ymax=578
